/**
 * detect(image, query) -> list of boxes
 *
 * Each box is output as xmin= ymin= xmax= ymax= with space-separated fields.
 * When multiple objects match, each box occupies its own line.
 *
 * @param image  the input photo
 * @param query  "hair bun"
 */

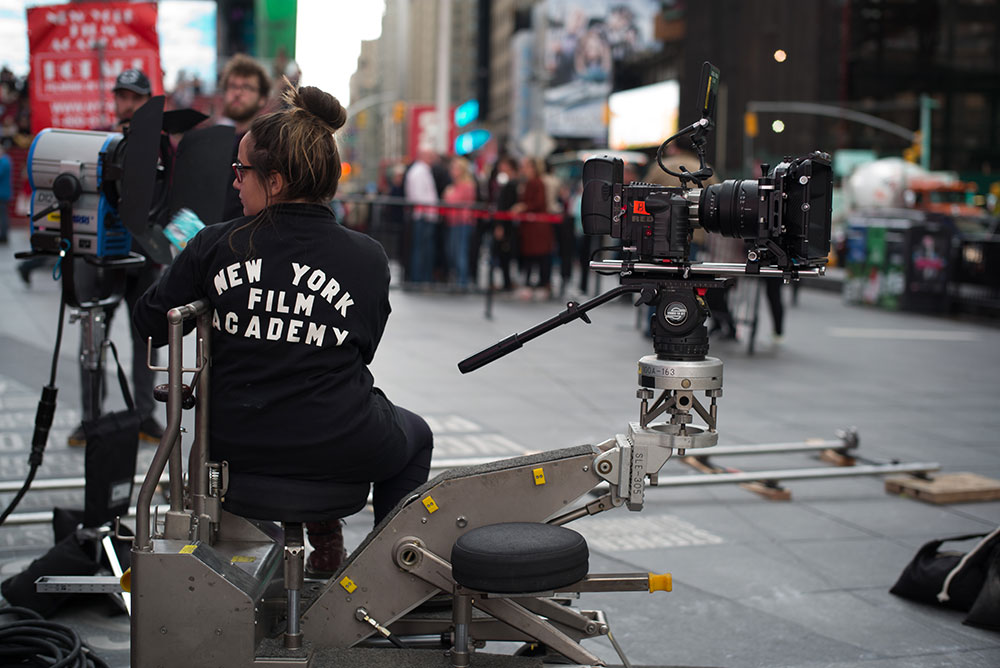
xmin=285 ymin=82 xmax=346 ymax=132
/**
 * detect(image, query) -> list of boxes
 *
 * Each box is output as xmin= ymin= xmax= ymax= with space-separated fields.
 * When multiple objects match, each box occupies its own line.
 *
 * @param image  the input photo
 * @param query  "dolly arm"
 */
xmin=301 ymin=427 xmax=677 ymax=647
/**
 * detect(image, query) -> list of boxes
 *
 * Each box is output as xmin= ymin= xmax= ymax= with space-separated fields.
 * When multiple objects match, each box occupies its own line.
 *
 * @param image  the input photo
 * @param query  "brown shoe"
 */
xmin=305 ymin=519 xmax=347 ymax=578
xmin=67 ymin=424 xmax=86 ymax=447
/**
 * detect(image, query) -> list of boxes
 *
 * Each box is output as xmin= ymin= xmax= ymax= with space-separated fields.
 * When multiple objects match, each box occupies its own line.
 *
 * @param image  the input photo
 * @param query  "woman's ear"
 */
xmin=267 ymin=171 xmax=285 ymax=198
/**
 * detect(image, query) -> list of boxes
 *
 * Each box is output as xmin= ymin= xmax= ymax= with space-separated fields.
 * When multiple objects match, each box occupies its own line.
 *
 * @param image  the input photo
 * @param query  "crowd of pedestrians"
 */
xmin=366 ymin=150 xmax=589 ymax=301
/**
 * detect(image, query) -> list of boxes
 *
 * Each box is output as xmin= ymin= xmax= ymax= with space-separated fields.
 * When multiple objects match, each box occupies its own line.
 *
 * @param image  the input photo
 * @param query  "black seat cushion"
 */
xmin=222 ymin=472 xmax=369 ymax=523
xmin=451 ymin=522 xmax=589 ymax=593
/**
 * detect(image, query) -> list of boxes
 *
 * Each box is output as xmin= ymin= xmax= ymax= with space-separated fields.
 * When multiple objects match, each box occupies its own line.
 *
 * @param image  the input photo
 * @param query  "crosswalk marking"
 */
xmin=574 ymin=513 xmax=724 ymax=551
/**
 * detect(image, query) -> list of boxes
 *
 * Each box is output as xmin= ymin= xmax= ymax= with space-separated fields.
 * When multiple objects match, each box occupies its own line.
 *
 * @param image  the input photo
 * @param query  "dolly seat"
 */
xmin=222 ymin=471 xmax=370 ymax=523
xmin=220 ymin=471 xmax=370 ymax=650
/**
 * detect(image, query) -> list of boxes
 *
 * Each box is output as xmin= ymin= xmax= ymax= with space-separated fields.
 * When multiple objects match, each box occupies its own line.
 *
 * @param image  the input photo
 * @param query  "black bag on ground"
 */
xmin=0 ymin=528 xmax=101 ymax=617
xmin=890 ymin=528 xmax=1000 ymax=612
xmin=82 ymin=341 xmax=140 ymax=528
xmin=964 ymin=543 xmax=1000 ymax=630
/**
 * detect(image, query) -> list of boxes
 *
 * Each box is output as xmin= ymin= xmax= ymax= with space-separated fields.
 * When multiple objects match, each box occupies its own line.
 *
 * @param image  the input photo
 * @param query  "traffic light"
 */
xmin=393 ymin=102 xmax=406 ymax=124
xmin=903 ymin=131 xmax=921 ymax=163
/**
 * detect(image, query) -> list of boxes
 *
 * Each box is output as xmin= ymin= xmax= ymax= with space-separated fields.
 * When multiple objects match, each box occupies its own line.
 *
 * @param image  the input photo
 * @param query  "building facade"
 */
xmin=342 ymin=0 xmax=998 ymax=188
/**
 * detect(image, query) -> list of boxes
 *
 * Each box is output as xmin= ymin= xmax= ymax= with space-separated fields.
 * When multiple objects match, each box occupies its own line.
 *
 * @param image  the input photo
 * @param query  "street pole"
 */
xmin=919 ymin=94 xmax=936 ymax=170
xmin=435 ymin=0 xmax=452 ymax=154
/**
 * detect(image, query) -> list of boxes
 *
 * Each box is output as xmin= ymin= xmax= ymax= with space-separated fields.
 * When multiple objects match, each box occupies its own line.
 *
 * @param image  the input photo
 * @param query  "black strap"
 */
xmin=104 ymin=340 xmax=136 ymax=413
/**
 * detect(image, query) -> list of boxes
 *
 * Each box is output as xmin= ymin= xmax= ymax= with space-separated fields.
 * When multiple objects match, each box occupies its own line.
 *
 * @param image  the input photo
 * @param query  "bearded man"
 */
xmin=218 ymin=54 xmax=271 ymax=220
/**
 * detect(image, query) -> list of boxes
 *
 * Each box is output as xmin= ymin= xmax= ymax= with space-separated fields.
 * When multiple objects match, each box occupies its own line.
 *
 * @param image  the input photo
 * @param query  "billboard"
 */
xmin=607 ymin=80 xmax=679 ymax=150
xmin=543 ymin=0 xmax=661 ymax=139
xmin=27 ymin=1 xmax=163 ymax=133
xmin=407 ymin=105 xmax=458 ymax=160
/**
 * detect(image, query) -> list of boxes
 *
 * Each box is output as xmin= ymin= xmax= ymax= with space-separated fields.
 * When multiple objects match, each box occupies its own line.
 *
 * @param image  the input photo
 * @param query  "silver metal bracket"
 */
xmin=207 ymin=461 xmax=229 ymax=497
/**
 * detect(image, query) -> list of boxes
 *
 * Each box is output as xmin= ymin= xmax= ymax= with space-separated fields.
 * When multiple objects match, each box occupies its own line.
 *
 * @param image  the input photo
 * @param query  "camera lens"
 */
xmin=698 ymin=179 xmax=759 ymax=238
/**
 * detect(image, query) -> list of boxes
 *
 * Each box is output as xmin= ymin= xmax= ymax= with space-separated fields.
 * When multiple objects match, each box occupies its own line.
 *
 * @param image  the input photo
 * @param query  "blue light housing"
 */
xmin=454 ymin=129 xmax=490 ymax=155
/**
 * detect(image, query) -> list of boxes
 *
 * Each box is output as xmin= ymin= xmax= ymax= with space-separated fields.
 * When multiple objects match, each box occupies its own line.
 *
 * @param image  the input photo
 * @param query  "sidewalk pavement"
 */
xmin=1 ymin=223 xmax=999 ymax=667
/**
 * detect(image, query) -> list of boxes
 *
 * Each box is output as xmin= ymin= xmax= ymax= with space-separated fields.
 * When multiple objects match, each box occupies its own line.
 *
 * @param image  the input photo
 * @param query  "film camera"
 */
xmin=572 ymin=62 xmax=833 ymax=362
xmin=581 ymin=150 xmax=833 ymax=271
xmin=581 ymin=62 xmax=832 ymax=273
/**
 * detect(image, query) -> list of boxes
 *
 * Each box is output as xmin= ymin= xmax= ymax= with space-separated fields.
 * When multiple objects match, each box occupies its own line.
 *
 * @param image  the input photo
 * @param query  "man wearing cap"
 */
xmin=111 ymin=67 xmax=152 ymax=126
xmin=67 ymin=68 xmax=164 ymax=447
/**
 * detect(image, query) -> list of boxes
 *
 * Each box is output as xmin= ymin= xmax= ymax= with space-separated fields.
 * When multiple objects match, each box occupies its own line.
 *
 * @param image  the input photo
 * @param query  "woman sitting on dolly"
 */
xmin=133 ymin=82 xmax=434 ymax=577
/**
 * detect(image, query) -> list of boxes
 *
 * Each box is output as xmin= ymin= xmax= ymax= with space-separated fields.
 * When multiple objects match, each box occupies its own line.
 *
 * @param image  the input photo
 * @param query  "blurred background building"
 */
xmin=333 ymin=0 xmax=999 ymax=192
xmin=1 ymin=0 xmax=997 ymax=313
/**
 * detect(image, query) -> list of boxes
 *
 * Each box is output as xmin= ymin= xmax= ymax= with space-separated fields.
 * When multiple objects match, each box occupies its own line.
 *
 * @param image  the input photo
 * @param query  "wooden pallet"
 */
xmin=885 ymin=472 xmax=1000 ymax=504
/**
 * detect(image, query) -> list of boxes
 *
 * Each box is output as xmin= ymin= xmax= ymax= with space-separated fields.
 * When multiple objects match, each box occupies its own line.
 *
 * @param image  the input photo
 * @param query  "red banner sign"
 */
xmin=27 ymin=2 xmax=163 ymax=133
xmin=407 ymin=105 xmax=458 ymax=161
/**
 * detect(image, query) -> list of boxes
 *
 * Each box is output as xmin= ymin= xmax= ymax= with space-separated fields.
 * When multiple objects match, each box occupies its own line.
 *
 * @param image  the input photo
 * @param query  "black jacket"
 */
xmin=133 ymin=203 xmax=407 ymax=481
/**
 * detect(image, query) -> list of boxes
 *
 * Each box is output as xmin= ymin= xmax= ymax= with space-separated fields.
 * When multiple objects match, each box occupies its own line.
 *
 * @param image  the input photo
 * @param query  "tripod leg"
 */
xmin=78 ymin=307 xmax=109 ymax=423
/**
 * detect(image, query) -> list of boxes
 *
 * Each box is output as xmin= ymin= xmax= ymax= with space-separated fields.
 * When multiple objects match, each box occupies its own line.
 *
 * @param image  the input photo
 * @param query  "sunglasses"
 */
xmin=231 ymin=161 xmax=255 ymax=183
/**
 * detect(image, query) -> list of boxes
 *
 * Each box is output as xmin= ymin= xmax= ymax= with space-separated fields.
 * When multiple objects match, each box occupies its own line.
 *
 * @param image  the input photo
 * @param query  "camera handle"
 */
xmin=458 ymin=284 xmax=643 ymax=373
xmin=458 ymin=274 xmax=734 ymax=374
xmin=655 ymin=117 xmax=715 ymax=188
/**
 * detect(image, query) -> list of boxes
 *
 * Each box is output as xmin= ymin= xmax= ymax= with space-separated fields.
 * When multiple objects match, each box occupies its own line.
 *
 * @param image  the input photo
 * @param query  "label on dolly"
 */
xmin=533 ymin=467 xmax=546 ymax=485
xmin=340 ymin=576 xmax=358 ymax=593
xmin=422 ymin=496 xmax=439 ymax=513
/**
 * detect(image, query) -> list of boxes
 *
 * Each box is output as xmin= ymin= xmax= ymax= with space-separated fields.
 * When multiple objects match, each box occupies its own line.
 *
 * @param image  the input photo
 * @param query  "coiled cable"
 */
xmin=0 ymin=606 xmax=109 ymax=667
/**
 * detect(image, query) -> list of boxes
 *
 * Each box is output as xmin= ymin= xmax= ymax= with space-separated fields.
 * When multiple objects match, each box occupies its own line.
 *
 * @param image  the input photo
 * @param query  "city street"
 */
xmin=1 ymin=223 xmax=999 ymax=667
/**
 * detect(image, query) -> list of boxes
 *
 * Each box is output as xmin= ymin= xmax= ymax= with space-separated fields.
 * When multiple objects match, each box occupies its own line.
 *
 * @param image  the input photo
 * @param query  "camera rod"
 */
xmin=590 ymin=260 xmax=826 ymax=280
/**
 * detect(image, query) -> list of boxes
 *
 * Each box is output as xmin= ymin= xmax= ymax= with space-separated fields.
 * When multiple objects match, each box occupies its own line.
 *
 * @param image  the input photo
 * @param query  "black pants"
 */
xmin=491 ymin=221 xmax=514 ymax=290
xmin=521 ymin=254 xmax=552 ymax=288
xmin=372 ymin=406 xmax=433 ymax=525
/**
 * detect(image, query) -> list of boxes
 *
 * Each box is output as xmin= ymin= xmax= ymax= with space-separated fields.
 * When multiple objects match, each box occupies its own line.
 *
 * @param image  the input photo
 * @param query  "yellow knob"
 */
xmin=120 ymin=567 xmax=131 ymax=593
xmin=648 ymin=572 xmax=672 ymax=592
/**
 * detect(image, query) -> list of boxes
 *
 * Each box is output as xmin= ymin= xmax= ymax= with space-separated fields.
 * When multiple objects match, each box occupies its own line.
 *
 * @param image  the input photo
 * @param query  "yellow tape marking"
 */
xmin=179 ymin=544 xmax=197 ymax=554
xmin=231 ymin=556 xmax=256 ymax=564
xmin=422 ymin=496 xmax=439 ymax=513
xmin=340 ymin=576 xmax=358 ymax=593
xmin=648 ymin=572 xmax=672 ymax=592
xmin=533 ymin=467 xmax=546 ymax=485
